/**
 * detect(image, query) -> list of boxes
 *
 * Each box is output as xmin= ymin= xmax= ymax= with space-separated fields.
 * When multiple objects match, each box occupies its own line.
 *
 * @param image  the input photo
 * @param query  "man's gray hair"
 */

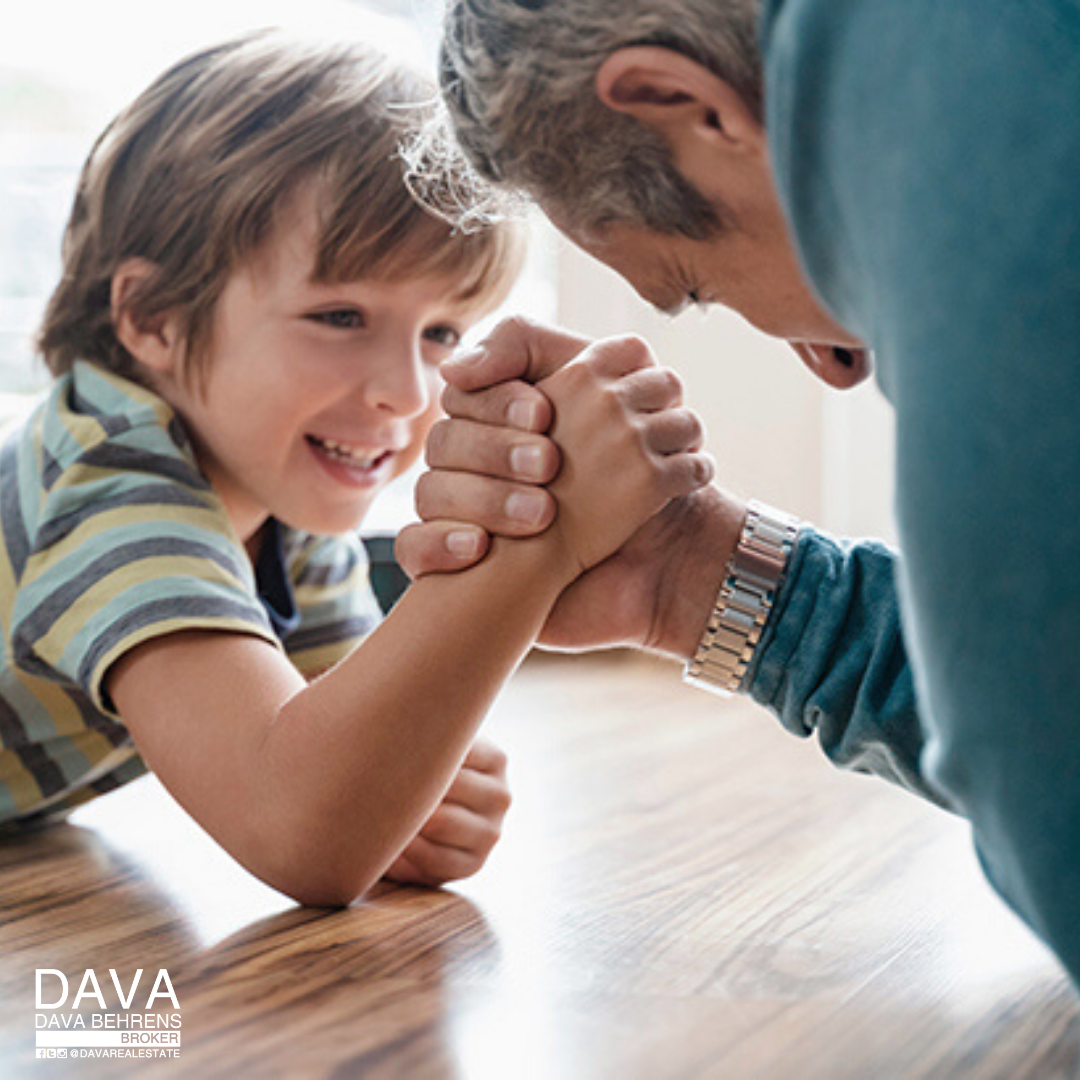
xmin=438 ymin=0 xmax=763 ymax=239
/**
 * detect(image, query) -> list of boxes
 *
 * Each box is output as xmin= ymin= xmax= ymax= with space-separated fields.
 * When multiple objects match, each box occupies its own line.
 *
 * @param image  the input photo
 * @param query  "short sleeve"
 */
xmin=282 ymin=529 xmax=383 ymax=677
xmin=10 ymin=418 xmax=279 ymax=717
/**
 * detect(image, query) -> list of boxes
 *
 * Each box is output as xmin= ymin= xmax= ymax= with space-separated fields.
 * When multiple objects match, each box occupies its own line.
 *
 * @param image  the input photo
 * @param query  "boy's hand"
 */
xmin=534 ymin=335 xmax=714 ymax=576
xmin=383 ymin=738 xmax=511 ymax=888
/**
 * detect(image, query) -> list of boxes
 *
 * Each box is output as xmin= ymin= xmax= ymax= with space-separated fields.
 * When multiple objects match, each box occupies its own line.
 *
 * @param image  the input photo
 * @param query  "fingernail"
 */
xmin=446 ymin=531 xmax=481 ymax=558
xmin=508 ymin=400 xmax=539 ymax=429
xmin=510 ymin=443 xmax=545 ymax=479
xmin=446 ymin=347 xmax=482 ymax=369
xmin=506 ymin=492 xmax=548 ymax=525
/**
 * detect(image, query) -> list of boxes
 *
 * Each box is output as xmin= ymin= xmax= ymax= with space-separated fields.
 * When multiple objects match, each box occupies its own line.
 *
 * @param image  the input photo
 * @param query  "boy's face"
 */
xmin=160 ymin=198 xmax=475 ymax=546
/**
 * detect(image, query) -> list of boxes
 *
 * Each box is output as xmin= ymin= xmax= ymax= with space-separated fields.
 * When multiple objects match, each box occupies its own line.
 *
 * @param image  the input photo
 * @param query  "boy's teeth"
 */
xmin=315 ymin=437 xmax=382 ymax=467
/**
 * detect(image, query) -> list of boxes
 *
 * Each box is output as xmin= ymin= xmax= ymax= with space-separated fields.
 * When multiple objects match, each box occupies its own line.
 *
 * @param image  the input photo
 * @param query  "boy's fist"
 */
xmin=383 ymin=738 xmax=511 ymax=888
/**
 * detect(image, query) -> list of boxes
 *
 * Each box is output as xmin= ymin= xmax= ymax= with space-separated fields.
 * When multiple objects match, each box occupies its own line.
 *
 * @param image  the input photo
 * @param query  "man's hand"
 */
xmin=529 ymin=335 xmax=715 ymax=575
xmin=383 ymin=738 xmax=511 ymax=888
xmin=396 ymin=317 xmax=744 ymax=657
xmin=536 ymin=485 xmax=742 ymax=654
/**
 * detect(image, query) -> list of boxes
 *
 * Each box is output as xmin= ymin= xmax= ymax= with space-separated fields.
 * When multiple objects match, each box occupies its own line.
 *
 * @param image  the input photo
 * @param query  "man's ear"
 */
xmin=111 ymin=258 xmax=181 ymax=376
xmin=595 ymin=46 xmax=765 ymax=156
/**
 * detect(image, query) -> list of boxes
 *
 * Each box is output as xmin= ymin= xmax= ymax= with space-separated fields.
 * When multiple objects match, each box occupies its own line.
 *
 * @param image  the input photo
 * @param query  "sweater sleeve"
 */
xmin=747 ymin=529 xmax=946 ymax=808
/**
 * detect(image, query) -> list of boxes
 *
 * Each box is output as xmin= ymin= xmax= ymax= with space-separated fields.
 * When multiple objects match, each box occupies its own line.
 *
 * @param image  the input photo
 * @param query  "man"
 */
xmin=397 ymin=0 xmax=1080 ymax=987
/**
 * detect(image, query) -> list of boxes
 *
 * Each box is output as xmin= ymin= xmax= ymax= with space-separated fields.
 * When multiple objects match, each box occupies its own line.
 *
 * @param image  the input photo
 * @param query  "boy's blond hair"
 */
xmin=38 ymin=31 xmax=523 ymax=387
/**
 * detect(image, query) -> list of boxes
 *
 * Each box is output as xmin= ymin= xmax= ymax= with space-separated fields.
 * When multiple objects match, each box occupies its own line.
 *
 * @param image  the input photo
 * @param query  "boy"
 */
xmin=0 ymin=32 xmax=712 ymax=904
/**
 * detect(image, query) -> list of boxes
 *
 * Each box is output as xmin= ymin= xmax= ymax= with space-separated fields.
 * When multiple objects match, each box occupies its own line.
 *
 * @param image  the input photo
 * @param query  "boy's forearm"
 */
xmin=254 ymin=535 xmax=571 ymax=904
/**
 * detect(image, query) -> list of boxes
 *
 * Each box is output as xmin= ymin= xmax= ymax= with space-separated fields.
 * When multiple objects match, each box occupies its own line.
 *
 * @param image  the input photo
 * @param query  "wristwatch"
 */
xmin=684 ymin=500 xmax=801 ymax=696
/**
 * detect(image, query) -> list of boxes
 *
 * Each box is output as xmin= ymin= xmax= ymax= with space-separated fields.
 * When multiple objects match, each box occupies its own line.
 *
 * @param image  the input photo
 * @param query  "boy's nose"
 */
xmin=363 ymin=341 xmax=430 ymax=418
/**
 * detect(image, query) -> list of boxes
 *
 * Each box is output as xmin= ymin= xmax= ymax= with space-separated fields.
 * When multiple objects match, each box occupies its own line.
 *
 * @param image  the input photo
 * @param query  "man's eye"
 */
xmin=311 ymin=309 xmax=364 ymax=329
xmin=424 ymin=325 xmax=462 ymax=349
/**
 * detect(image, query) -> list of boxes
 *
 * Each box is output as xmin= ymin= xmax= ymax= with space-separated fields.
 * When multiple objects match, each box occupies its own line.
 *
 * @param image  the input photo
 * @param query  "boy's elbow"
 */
xmin=240 ymin=810 xmax=388 ymax=908
xmin=275 ymin=875 xmax=370 ymax=909
xmin=257 ymin=854 xmax=384 ymax=908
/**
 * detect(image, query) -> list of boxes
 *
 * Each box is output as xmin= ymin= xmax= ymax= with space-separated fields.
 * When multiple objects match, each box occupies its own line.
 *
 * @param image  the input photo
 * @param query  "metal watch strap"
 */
xmin=684 ymin=500 xmax=800 ymax=696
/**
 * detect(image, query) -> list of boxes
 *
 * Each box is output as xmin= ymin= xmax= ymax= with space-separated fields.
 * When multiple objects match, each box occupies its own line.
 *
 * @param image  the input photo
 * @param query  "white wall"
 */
xmin=554 ymin=229 xmax=898 ymax=546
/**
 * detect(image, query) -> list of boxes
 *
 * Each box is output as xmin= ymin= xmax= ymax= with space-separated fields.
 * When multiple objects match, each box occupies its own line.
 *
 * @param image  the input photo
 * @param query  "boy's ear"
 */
xmin=111 ymin=258 xmax=182 ymax=375
xmin=595 ymin=46 xmax=766 ymax=165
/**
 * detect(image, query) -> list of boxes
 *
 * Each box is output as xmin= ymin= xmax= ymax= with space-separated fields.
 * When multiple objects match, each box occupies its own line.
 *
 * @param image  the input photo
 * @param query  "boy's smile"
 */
xmin=149 ymin=194 xmax=474 ymax=548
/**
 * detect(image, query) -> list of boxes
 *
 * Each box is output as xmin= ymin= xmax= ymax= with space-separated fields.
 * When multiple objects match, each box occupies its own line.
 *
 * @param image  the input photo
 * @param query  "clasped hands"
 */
xmin=397 ymin=316 xmax=741 ymax=656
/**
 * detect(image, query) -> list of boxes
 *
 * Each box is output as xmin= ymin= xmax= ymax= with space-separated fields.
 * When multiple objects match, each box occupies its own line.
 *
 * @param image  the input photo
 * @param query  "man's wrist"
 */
xmin=647 ymin=487 xmax=748 ymax=660
xmin=683 ymin=501 xmax=800 ymax=695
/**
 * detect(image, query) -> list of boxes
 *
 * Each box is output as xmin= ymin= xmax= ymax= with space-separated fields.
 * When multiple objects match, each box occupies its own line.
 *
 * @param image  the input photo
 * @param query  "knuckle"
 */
xmin=393 ymin=521 xmax=419 ymax=551
xmin=623 ymin=410 xmax=650 ymax=442
xmin=549 ymin=362 xmax=589 ymax=402
xmin=565 ymin=359 xmax=595 ymax=386
xmin=486 ymin=742 xmax=509 ymax=773
xmin=673 ymin=453 xmax=713 ymax=490
xmin=676 ymin=408 xmax=704 ymax=440
xmin=413 ymin=472 xmax=439 ymax=518
xmin=660 ymin=367 xmax=684 ymax=398
xmin=440 ymin=382 xmax=462 ymax=414
xmin=492 ymin=381 xmax=523 ymax=413
xmin=407 ymin=846 xmax=433 ymax=873
xmin=609 ymin=333 xmax=653 ymax=364
xmin=492 ymin=786 xmax=512 ymax=816
xmin=478 ymin=820 xmax=502 ymax=851
xmin=603 ymin=378 xmax=630 ymax=412
xmin=461 ymin=854 xmax=486 ymax=878
xmin=486 ymin=314 xmax=535 ymax=350
xmin=499 ymin=313 xmax=536 ymax=337
xmin=424 ymin=419 xmax=452 ymax=464
xmin=392 ymin=526 xmax=419 ymax=575
xmin=613 ymin=375 xmax=640 ymax=407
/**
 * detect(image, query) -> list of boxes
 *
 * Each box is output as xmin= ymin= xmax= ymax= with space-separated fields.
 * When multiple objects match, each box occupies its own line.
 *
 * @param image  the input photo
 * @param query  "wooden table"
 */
xmin=1 ymin=652 xmax=1077 ymax=1078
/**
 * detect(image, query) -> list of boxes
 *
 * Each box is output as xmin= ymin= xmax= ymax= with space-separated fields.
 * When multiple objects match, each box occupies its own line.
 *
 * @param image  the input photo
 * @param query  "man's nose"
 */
xmin=790 ymin=343 xmax=874 ymax=390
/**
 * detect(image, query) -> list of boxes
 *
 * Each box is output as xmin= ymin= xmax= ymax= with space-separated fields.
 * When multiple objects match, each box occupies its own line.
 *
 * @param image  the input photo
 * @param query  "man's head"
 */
xmin=441 ymin=0 xmax=762 ymax=240
xmin=439 ymin=0 xmax=870 ymax=387
xmin=39 ymin=30 xmax=522 ymax=390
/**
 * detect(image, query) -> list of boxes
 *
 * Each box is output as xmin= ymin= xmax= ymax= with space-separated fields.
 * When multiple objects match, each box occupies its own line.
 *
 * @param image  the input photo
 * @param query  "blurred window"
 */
xmin=0 ymin=0 xmax=554 ymax=527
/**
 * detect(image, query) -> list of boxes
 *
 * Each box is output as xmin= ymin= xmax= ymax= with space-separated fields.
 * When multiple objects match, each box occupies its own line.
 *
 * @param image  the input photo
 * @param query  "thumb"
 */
xmin=443 ymin=316 xmax=591 ymax=390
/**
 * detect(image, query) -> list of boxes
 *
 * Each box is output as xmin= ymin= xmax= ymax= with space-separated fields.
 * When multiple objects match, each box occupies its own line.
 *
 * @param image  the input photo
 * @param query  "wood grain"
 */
xmin=1 ymin=651 xmax=1076 ymax=1078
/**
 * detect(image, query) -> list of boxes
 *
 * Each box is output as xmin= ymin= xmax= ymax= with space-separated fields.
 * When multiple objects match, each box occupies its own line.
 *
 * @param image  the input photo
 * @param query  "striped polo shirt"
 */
xmin=0 ymin=361 xmax=381 ymax=825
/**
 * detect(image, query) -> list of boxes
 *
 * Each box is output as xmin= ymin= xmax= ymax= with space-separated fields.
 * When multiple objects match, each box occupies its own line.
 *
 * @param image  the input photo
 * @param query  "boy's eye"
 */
xmin=424 ymin=325 xmax=462 ymax=349
xmin=310 ymin=309 xmax=364 ymax=330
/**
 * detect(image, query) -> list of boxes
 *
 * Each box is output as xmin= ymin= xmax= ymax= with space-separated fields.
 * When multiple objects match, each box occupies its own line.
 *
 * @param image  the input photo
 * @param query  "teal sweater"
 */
xmin=754 ymin=0 xmax=1080 ymax=986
